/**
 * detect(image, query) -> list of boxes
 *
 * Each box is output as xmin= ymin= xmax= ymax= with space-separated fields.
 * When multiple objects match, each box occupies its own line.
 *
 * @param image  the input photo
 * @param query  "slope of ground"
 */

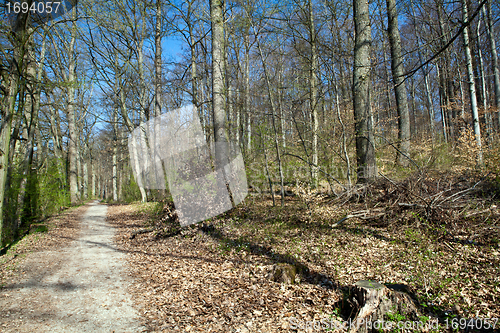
xmin=110 ymin=172 xmax=500 ymax=332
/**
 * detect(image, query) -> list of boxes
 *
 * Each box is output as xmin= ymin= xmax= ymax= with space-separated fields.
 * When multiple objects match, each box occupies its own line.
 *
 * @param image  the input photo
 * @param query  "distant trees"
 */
xmin=1 ymin=0 xmax=499 ymax=245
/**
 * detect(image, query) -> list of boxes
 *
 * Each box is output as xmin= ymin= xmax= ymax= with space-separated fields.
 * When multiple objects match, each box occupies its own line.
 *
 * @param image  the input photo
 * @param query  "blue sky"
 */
xmin=162 ymin=36 xmax=185 ymax=62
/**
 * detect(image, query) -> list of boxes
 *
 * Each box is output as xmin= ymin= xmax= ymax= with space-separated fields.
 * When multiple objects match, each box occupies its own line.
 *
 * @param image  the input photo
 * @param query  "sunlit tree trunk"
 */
xmin=67 ymin=12 xmax=79 ymax=204
xmin=91 ymin=160 xmax=96 ymax=198
xmin=484 ymin=1 xmax=500 ymax=128
xmin=461 ymin=0 xmax=483 ymax=164
xmin=386 ymin=0 xmax=410 ymax=166
xmin=353 ymin=0 xmax=376 ymax=182
xmin=17 ymin=31 xmax=47 ymax=226
xmin=476 ymin=16 xmax=492 ymax=143
xmin=155 ymin=0 xmax=162 ymax=117
xmin=424 ymin=72 xmax=435 ymax=138
xmin=211 ymin=0 xmax=229 ymax=169
xmin=255 ymin=36 xmax=285 ymax=206
xmin=244 ymin=33 xmax=252 ymax=152
xmin=308 ymin=0 xmax=319 ymax=187
xmin=116 ymin=55 xmax=147 ymax=202
xmin=112 ymin=103 xmax=118 ymax=202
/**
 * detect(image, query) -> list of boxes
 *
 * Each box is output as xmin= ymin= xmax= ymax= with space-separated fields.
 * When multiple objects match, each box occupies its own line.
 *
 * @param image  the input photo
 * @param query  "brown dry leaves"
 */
xmin=109 ymin=172 xmax=500 ymax=332
xmin=108 ymin=204 xmax=340 ymax=332
xmin=0 ymin=205 xmax=87 ymax=288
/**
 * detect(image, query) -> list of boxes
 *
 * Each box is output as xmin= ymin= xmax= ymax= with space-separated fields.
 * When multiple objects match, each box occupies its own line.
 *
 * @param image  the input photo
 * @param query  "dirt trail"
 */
xmin=0 ymin=201 xmax=145 ymax=333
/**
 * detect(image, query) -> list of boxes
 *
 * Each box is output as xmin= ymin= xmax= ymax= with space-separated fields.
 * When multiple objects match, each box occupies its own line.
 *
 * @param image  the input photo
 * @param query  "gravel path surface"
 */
xmin=0 ymin=201 xmax=145 ymax=333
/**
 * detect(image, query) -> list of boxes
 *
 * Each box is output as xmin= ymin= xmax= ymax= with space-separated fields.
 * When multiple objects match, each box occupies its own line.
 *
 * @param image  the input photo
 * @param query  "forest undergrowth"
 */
xmin=110 ymin=166 xmax=500 ymax=332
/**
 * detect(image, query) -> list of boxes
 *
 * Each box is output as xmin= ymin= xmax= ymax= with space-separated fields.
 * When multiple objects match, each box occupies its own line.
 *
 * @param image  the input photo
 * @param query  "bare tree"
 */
xmin=461 ymin=0 xmax=483 ymax=164
xmin=386 ymin=0 xmax=411 ymax=166
xmin=353 ymin=0 xmax=376 ymax=182
xmin=484 ymin=1 xmax=500 ymax=127
xmin=211 ymin=0 xmax=229 ymax=168
xmin=308 ymin=0 xmax=319 ymax=187
xmin=67 ymin=10 xmax=80 ymax=204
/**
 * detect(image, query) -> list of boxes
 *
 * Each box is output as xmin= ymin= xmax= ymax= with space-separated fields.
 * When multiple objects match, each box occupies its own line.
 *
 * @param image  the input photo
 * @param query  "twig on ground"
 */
xmin=129 ymin=228 xmax=154 ymax=239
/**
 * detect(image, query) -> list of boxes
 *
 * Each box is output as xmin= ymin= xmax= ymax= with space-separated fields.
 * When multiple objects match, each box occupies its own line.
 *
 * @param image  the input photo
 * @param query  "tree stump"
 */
xmin=268 ymin=263 xmax=297 ymax=284
xmin=349 ymin=280 xmax=419 ymax=333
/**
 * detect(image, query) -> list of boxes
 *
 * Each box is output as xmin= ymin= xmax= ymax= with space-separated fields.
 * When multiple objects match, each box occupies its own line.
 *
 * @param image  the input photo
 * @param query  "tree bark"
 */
xmin=353 ymin=0 xmax=376 ymax=183
xmin=244 ymin=33 xmax=252 ymax=153
xmin=386 ymin=0 xmax=411 ymax=167
xmin=112 ymin=104 xmax=118 ymax=202
xmin=0 ymin=56 xmax=21 ymax=245
xmin=155 ymin=0 xmax=162 ymax=118
xmin=484 ymin=1 xmax=500 ymax=128
xmin=211 ymin=0 xmax=229 ymax=169
xmin=349 ymin=280 xmax=420 ymax=333
xmin=308 ymin=0 xmax=319 ymax=188
xmin=116 ymin=56 xmax=147 ymax=202
xmin=476 ymin=16 xmax=492 ymax=144
xmin=17 ymin=29 xmax=47 ymax=226
xmin=462 ymin=0 xmax=483 ymax=164
xmin=67 ymin=12 xmax=79 ymax=204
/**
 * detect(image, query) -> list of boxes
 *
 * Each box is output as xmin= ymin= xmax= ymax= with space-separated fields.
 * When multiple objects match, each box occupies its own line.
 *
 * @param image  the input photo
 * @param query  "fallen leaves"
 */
xmin=108 ymin=204 xmax=340 ymax=332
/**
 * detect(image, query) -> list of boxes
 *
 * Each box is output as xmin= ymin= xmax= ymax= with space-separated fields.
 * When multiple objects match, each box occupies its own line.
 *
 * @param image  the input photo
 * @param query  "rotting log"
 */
xmin=348 ymin=280 xmax=420 ymax=333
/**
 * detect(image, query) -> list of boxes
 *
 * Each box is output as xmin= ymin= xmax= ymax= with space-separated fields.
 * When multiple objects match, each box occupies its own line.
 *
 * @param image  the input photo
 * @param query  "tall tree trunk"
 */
xmin=476 ymin=16 xmax=492 ymax=144
xmin=309 ymin=0 xmax=319 ymax=187
xmin=378 ymin=4 xmax=392 ymax=128
xmin=0 ymin=55 xmax=22 ymax=244
xmin=188 ymin=1 xmax=199 ymax=115
xmin=135 ymin=12 xmax=151 ymax=200
xmin=386 ymin=0 xmax=411 ymax=167
xmin=484 ymin=1 xmax=500 ymax=128
xmin=155 ymin=0 xmax=162 ymax=117
xmin=67 ymin=13 xmax=79 ymax=204
xmin=255 ymin=35 xmax=285 ymax=206
xmin=335 ymin=80 xmax=352 ymax=186
xmin=244 ymin=33 xmax=252 ymax=153
xmin=410 ymin=0 xmax=436 ymax=140
xmin=277 ymin=60 xmax=286 ymax=149
xmin=117 ymin=58 xmax=147 ymax=202
xmin=437 ymin=0 xmax=452 ymax=142
xmin=424 ymin=70 xmax=435 ymax=139
xmin=0 ymin=6 xmax=31 ymax=244
xmin=112 ymin=104 xmax=118 ymax=202
xmin=353 ymin=0 xmax=376 ymax=183
xmin=436 ymin=65 xmax=448 ymax=143
xmin=83 ymin=160 xmax=88 ymax=199
xmin=17 ymin=30 xmax=47 ymax=226
xmin=76 ymin=127 xmax=82 ymax=197
xmin=91 ymin=159 xmax=96 ymax=198
xmin=462 ymin=0 xmax=483 ymax=164
xmin=211 ymin=0 xmax=229 ymax=169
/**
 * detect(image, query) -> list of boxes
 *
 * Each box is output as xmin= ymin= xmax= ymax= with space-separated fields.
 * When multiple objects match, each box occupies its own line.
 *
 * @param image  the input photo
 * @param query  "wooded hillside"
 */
xmin=1 ymin=0 xmax=500 ymax=257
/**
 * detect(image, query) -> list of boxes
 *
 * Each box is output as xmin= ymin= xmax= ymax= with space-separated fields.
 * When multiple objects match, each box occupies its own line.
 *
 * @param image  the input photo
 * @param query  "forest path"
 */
xmin=0 ymin=201 xmax=145 ymax=333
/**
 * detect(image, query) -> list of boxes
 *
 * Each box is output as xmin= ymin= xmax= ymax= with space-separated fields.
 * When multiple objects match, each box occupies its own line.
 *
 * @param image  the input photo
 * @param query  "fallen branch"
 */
xmin=129 ymin=228 xmax=154 ymax=239
xmin=437 ymin=180 xmax=481 ymax=205
xmin=332 ymin=209 xmax=385 ymax=227
xmin=464 ymin=208 xmax=491 ymax=218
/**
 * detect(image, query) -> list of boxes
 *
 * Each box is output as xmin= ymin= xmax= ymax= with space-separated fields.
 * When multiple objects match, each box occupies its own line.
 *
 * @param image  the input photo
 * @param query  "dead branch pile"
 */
xmin=332 ymin=171 xmax=500 ymax=241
